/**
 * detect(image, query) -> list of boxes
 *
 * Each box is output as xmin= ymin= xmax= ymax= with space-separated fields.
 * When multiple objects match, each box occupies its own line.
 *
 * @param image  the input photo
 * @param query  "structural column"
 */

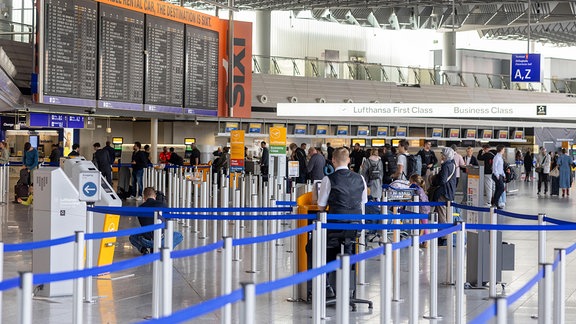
xmin=442 ymin=31 xmax=457 ymax=70
xmin=254 ymin=10 xmax=271 ymax=74
xmin=150 ymin=118 xmax=158 ymax=164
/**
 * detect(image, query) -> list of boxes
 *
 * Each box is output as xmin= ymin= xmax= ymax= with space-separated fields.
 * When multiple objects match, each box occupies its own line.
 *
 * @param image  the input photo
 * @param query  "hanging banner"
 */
xmin=431 ymin=128 xmax=443 ymax=138
xmin=499 ymin=130 xmax=509 ymax=139
xmin=483 ymin=130 xmax=493 ymax=139
xmin=377 ymin=127 xmax=388 ymax=136
xmin=337 ymin=126 xmax=348 ymax=135
xmin=466 ymin=129 xmax=477 ymax=139
xmin=294 ymin=124 xmax=307 ymax=135
xmin=230 ymin=130 xmax=245 ymax=172
xmin=269 ymin=127 xmax=287 ymax=155
xmin=357 ymin=126 xmax=369 ymax=136
xmin=514 ymin=130 xmax=523 ymax=139
xmin=396 ymin=126 xmax=407 ymax=137
xmin=449 ymin=129 xmax=460 ymax=138
xmin=316 ymin=125 xmax=328 ymax=135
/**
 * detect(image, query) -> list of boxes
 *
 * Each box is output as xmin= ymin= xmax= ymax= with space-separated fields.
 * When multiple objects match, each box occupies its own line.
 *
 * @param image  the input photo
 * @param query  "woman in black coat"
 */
xmin=523 ymin=149 xmax=533 ymax=182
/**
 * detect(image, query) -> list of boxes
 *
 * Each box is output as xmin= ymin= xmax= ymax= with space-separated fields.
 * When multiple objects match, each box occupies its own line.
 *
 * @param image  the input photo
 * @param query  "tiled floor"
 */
xmin=2 ymin=180 xmax=576 ymax=323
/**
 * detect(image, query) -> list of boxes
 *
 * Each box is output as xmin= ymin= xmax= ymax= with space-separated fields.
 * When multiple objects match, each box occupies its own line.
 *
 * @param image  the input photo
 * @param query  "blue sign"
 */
xmin=82 ymin=182 xmax=98 ymax=197
xmin=511 ymin=53 xmax=541 ymax=82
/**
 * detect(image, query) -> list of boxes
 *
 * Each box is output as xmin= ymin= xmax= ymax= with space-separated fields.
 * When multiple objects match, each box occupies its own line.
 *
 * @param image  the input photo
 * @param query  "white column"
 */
xmin=150 ymin=118 xmax=158 ymax=164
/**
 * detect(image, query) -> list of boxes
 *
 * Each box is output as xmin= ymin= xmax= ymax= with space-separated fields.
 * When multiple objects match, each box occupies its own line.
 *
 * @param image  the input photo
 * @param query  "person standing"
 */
xmin=306 ymin=147 xmax=325 ymax=181
xmin=523 ymin=149 xmax=533 ymax=182
xmin=159 ymin=146 xmax=171 ymax=164
xmin=349 ymin=143 xmax=365 ymax=173
xmin=0 ymin=141 xmax=10 ymax=165
xmin=326 ymin=142 xmax=334 ymax=161
xmin=104 ymin=141 xmax=116 ymax=166
xmin=393 ymin=139 xmax=410 ymax=181
xmin=381 ymin=144 xmax=397 ymax=184
xmin=68 ymin=144 xmax=80 ymax=157
xmin=260 ymin=141 xmax=269 ymax=182
xmin=22 ymin=142 xmax=38 ymax=185
xmin=478 ymin=144 xmax=495 ymax=205
xmin=48 ymin=144 xmax=61 ymax=166
xmin=451 ymin=144 xmax=466 ymax=186
xmin=463 ymin=146 xmax=479 ymax=171
xmin=491 ymin=145 xmax=506 ymax=209
xmin=417 ymin=141 xmax=438 ymax=178
xmin=92 ymin=142 xmax=112 ymax=185
xmin=558 ymin=148 xmax=572 ymax=197
xmin=190 ymin=143 xmax=201 ymax=166
xmin=289 ymin=143 xmax=307 ymax=183
xmin=130 ymin=142 xmax=148 ymax=200
xmin=431 ymin=147 xmax=457 ymax=227
xmin=361 ymin=148 xmax=383 ymax=200
xmin=536 ymin=147 xmax=551 ymax=195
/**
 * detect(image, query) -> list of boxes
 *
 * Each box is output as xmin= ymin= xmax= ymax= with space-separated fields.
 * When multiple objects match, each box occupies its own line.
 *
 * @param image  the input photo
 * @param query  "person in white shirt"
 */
xmin=491 ymin=145 xmax=506 ymax=209
xmin=451 ymin=144 xmax=466 ymax=185
xmin=393 ymin=139 xmax=410 ymax=181
xmin=536 ymin=147 xmax=551 ymax=195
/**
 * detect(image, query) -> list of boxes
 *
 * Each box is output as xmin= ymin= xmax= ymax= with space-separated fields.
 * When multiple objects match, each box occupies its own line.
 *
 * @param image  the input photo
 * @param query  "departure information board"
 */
xmin=43 ymin=0 xmax=97 ymax=106
xmin=144 ymin=16 xmax=184 ymax=113
xmin=98 ymin=4 xmax=144 ymax=111
xmin=184 ymin=25 xmax=219 ymax=116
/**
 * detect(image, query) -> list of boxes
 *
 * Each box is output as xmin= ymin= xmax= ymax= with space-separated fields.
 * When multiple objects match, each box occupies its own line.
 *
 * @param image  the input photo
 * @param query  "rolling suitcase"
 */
xmin=551 ymin=176 xmax=560 ymax=196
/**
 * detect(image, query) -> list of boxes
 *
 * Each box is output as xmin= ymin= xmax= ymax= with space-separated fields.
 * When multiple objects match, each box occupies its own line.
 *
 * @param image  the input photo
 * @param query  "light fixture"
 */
xmin=257 ymin=94 xmax=268 ymax=104
xmin=371 ymin=100 xmax=380 ymax=103
xmin=194 ymin=116 xmax=199 ymax=126
xmin=106 ymin=117 xmax=112 ymax=133
xmin=288 ymin=96 xmax=298 ymax=103
xmin=132 ymin=117 xmax=136 ymax=122
xmin=316 ymin=97 xmax=327 ymax=103
xmin=344 ymin=98 xmax=354 ymax=103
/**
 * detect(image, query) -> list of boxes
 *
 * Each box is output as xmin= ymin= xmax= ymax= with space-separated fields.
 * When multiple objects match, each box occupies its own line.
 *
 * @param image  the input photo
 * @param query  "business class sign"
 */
xmin=277 ymin=103 xmax=575 ymax=119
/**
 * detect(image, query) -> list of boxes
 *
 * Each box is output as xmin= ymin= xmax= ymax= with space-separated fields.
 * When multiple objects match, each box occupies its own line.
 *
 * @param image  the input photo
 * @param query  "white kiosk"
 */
xmin=32 ymin=168 xmax=87 ymax=297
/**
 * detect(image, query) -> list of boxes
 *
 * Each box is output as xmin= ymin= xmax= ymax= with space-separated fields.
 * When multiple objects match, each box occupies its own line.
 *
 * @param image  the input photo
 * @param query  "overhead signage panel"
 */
xmin=277 ymin=103 xmax=575 ymax=119
xmin=511 ymin=53 xmax=541 ymax=82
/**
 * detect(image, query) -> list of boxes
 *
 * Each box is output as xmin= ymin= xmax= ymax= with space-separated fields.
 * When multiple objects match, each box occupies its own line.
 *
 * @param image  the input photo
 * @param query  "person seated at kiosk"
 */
xmin=316 ymin=147 xmax=368 ymax=299
xmin=129 ymin=187 xmax=183 ymax=255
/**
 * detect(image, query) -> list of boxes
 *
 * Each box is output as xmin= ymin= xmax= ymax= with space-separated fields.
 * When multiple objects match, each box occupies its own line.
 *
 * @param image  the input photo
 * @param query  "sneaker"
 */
xmin=136 ymin=196 xmax=143 ymax=201
xmin=127 ymin=196 xmax=136 ymax=200
xmin=139 ymin=247 xmax=149 ymax=255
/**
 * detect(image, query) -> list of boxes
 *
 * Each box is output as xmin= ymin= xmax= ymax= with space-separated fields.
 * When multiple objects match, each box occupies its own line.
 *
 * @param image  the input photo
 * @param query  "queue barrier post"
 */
xmin=192 ymin=182 xmax=200 ymax=233
xmin=409 ymin=234 xmax=420 ymax=323
xmin=445 ymin=200 xmax=454 ymax=285
xmin=537 ymin=213 xmax=547 ymax=322
xmin=312 ymin=220 xmax=322 ymax=324
xmin=0 ymin=241 xmax=3 ymax=321
xmin=496 ymin=296 xmax=508 ymax=324
xmin=221 ymin=186 xmax=230 ymax=237
xmin=381 ymin=242 xmax=392 ymax=324
xmin=84 ymin=206 xmax=94 ymax=303
xmin=246 ymin=194 xmax=258 ymax=274
xmin=152 ymin=216 xmax=162 ymax=319
xmin=73 ymin=231 xmax=85 ymax=324
xmin=268 ymin=200 xmax=277 ymax=282
xmin=392 ymin=207 xmax=403 ymax=302
xmin=424 ymin=213 xmax=442 ymax=320
xmin=18 ymin=271 xmax=33 ymax=324
xmin=489 ymin=206 xmax=498 ymax=298
xmin=541 ymin=263 xmax=553 ymax=324
xmin=456 ymin=222 xmax=466 ymax=324
xmin=212 ymin=182 xmax=219 ymax=243
xmin=200 ymin=182 xmax=208 ymax=239
xmin=336 ymin=254 xmax=350 ymax=324
xmin=554 ymin=248 xmax=566 ymax=324
xmin=319 ymin=211 xmax=328 ymax=318
xmin=221 ymin=237 xmax=233 ymax=324
xmin=380 ymin=196 xmax=388 ymax=245
xmin=240 ymin=282 xmax=256 ymax=324
xmin=185 ymin=179 xmax=192 ymax=228
xmin=161 ymin=247 xmax=173 ymax=317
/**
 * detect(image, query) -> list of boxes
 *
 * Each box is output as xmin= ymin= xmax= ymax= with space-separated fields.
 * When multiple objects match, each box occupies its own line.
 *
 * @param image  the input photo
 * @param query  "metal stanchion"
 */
xmin=409 ymin=235 xmax=420 ymax=323
xmin=185 ymin=180 xmax=192 ymax=227
xmin=212 ymin=181 xmax=218 ymax=242
xmin=73 ymin=231 xmax=85 ymax=324
xmin=192 ymin=182 xmax=200 ymax=233
xmin=455 ymin=222 xmax=466 ymax=324
xmin=262 ymin=183 xmax=269 ymax=236
xmin=392 ymin=207 xmax=403 ymax=302
xmin=489 ymin=206 xmax=498 ymax=298
xmin=167 ymin=171 xmax=173 ymax=208
xmin=222 ymin=237 xmax=233 ymax=324
xmin=246 ymin=194 xmax=259 ymax=273
xmin=165 ymin=219 xmax=174 ymax=250
xmin=358 ymin=215 xmax=367 ymax=285
xmin=380 ymin=196 xmax=388 ymax=244
xmin=0 ymin=242 xmax=2 ymax=320
xmin=541 ymin=263 xmax=553 ymax=324
xmin=381 ymin=242 xmax=392 ymax=324
xmin=445 ymin=200 xmax=454 ymax=285
xmin=554 ymin=248 xmax=566 ymax=324
xmin=233 ymin=189 xmax=242 ymax=261
xmin=84 ymin=206 xmax=94 ymax=303
xmin=221 ymin=186 xmax=229 ymax=237
xmin=496 ymin=297 xmax=508 ymax=324
xmin=240 ymin=282 xmax=256 ymax=324
xmin=536 ymin=213 xmax=547 ymax=322
xmin=200 ymin=182 xmax=208 ymax=239
xmin=312 ymin=220 xmax=322 ymax=324
xmin=161 ymin=247 xmax=173 ymax=317
xmin=319 ymin=212 xmax=327 ymax=318
xmin=336 ymin=254 xmax=350 ymax=324
xmin=18 ymin=271 xmax=33 ymax=324
xmin=424 ymin=213 xmax=442 ymax=319
xmin=152 ymin=217 xmax=162 ymax=318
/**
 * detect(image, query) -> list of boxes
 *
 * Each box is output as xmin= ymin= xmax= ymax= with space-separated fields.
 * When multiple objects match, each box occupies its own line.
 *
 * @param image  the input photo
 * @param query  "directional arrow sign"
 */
xmin=82 ymin=182 xmax=97 ymax=197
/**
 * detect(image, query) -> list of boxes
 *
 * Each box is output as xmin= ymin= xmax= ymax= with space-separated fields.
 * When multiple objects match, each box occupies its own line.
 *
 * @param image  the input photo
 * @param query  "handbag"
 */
xmin=550 ymin=168 xmax=559 ymax=177
xmin=535 ymin=167 xmax=543 ymax=173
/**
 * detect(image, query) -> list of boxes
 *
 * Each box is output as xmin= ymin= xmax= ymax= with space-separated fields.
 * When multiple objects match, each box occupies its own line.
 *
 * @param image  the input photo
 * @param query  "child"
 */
xmin=409 ymin=174 xmax=429 ymax=247
xmin=17 ymin=184 xmax=33 ymax=206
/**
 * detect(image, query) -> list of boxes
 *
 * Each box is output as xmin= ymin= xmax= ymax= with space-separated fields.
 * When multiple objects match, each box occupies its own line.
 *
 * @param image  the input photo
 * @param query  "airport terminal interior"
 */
xmin=1 ymin=0 xmax=576 ymax=323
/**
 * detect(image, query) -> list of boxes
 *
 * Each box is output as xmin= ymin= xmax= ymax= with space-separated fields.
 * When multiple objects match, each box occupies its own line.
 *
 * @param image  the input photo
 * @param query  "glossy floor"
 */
xmin=2 ymin=181 xmax=576 ymax=323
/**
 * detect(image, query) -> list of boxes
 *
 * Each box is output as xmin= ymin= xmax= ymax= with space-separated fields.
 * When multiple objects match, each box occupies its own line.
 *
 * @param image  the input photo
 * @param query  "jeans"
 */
xmin=131 ymin=168 xmax=144 ymax=197
xmin=129 ymin=231 xmax=183 ymax=252
xmin=538 ymin=172 xmax=549 ymax=193
xmin=491 ymin=175 xmax=505 ymax=207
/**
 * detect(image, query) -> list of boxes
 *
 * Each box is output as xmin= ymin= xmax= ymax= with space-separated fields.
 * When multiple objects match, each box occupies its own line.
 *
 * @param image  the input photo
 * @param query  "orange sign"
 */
xmin=225 ymin=20 xmax=253 ymax=118
xmin=230 ymin=130 xmax=245 ymax=171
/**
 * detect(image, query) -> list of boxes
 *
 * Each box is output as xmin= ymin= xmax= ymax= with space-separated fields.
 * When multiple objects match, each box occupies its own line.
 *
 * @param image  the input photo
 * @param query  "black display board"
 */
xmin=184 ymin=25 xmax=219 ymax=116
xmin=98 ymin=4 xmax=144 ymax=111
xmin=144 ymin=16 xmax=185 ymax=113
xmin=43 ymin=0 xmax=97 ymax=106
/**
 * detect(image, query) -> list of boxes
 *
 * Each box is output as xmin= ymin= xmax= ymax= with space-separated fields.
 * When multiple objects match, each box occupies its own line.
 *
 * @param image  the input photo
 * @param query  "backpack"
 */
xmin=367 ymin=159 xmax=381 ymax=180
xmin=323 ymin=160 xmax=334 ymax=175
xmin=504 ymin=163 xmax=516 ymax=183
xmin=404 ymin=154 xmax=422 ymax=178
xmin=383 ymin=153 xmax=397 ymax=176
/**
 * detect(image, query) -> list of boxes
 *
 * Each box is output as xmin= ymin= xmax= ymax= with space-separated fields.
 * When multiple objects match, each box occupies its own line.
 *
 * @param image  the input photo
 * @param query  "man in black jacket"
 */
xmin=477 ymin=144 xmax=495 ymax=205
xmin=290 ymin=143 xmax=307 ymax=183
xmin=260 ymin=141 xmax=269 ymax=182
xmin=349 ymin=143 xmax=365 ymax=173
xmin=417 ymin=141 xmax=438 ymax=177
xmin=92 ymin=142 xmax=112 ymax=184
xmin=128 ymin=187 xmax=183 ymax=255
xmin=130 ymin=142 xmax=148 ymax=200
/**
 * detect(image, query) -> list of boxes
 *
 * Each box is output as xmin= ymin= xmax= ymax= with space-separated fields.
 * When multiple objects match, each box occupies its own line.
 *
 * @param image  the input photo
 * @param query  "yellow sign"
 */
xmin=269 ymin=127 xmax=287 ymax=155
xmin=97 ymin=214 xmax=120 ymax=266
xmin=514 ymin=130 xmax=523 ymax=139
xmin=499 ymin=130 xmax=509 ymax=139
xmin=466 ymin=129 xmax=477 ymax=139
xmin=230 ymin=130 xmax=245 ymax=160
xmin=483 ymin=130 xmax=493 ymax=139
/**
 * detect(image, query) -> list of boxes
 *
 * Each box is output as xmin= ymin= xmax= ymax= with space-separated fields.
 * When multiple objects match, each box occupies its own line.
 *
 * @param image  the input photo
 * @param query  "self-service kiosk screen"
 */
xmin=29 ymin=136 xmax=39 ymax=149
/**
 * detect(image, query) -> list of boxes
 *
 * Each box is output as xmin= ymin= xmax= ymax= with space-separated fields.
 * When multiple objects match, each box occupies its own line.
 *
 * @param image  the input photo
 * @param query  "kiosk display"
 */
xmin=144 ymin=16 xmax=185 ymax=113
xmin=98 ymin=4 xmax=145 ymax=111
xmin=43 ymin=0 xmax=97 ymax=106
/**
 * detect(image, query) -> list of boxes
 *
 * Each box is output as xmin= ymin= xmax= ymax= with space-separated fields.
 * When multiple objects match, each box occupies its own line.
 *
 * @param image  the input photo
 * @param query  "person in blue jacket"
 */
xmin=22 ymin=142 xmax=38 ymax=185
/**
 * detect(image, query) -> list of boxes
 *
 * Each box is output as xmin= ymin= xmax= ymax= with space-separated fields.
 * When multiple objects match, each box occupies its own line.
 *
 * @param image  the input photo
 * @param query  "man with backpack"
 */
xmin=361 ymin=149 xmax=383 ymax=200
xmin=417 ymin=141 xmax=438 ymax=177
xmin=478 ymin=144 xmax=496 ymax=205
xmin=381 ymin=144 xmax=397 ymax=184
xmin=393 ymin=139 xmax=420 ymax=181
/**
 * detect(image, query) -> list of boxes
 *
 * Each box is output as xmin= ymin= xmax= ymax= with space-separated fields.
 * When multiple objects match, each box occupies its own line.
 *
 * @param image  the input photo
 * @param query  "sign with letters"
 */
xmin=511 ymin=53 xmax=541 ymax=82
xmin=269 ymin=127 xmax=286 ymax=155
xmin=79 ymin=172 xmax=101 ymax=202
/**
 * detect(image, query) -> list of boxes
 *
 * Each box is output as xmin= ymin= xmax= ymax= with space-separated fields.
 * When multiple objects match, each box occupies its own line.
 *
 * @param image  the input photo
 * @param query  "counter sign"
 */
xmin=511 ymin=53 xmax=541 ymax=82
xmin=79 ymin=172 xmax=101 ymax=202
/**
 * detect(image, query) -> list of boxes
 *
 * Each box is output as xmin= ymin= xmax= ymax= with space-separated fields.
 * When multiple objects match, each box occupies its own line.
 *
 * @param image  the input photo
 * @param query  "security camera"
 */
xmin=85 ymin=108 xmax=96 ymax=114
xmin=3 ymin=13 xmax=8 ymax=19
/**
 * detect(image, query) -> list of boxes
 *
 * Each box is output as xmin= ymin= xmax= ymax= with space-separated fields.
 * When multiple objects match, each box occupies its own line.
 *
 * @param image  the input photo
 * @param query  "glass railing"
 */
xmin=253 ymin=55 xmax=575 ymax=94
xmin=0 ymin=20 xmax=34 ymax=43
